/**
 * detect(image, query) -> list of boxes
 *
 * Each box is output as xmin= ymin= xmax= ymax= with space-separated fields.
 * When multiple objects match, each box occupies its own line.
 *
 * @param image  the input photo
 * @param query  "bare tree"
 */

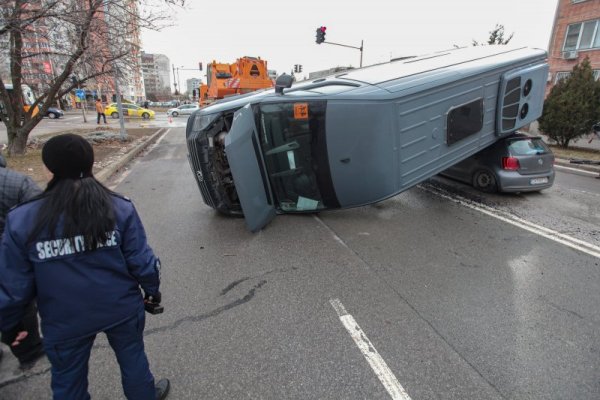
xmin=0 ymin=0 xmax=184 ymax=155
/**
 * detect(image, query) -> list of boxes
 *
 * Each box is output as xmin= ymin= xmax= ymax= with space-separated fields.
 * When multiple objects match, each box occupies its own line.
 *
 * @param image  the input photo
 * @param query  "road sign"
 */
xmin=76 ymin=89 xmax=85 ymax=99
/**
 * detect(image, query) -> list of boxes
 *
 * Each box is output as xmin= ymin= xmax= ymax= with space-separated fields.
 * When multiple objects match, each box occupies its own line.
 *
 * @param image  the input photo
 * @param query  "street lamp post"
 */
xmin=172 ymin=64 xmax=178 ymax=96
xmin=104 ymin=1 xmax=127 ymax=140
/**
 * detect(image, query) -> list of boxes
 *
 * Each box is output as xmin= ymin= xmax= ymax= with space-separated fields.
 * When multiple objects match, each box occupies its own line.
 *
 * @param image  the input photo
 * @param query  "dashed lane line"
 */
xmin=330 ymin=299 xmax=413 ymax=400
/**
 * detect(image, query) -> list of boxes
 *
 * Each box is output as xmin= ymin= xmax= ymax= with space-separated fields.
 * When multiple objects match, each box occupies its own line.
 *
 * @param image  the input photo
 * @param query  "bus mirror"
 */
xmin=275 ymin=74 xmax=293 ymax=95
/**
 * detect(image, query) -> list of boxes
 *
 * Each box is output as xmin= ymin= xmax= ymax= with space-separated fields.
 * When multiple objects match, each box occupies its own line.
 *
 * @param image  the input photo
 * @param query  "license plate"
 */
xmin=530 ymin=177 xmax=548 ymax=185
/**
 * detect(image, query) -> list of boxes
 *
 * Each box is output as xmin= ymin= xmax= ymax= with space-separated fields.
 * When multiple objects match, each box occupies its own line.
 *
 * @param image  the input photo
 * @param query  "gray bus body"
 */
xmin=186 ymin=46 xmax=548 ymax=231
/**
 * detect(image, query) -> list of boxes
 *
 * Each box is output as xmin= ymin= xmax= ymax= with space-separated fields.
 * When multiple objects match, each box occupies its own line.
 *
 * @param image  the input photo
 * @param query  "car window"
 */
xmin=508 ymin=138 xmax=550 ymax=155
xmin=257 ymin=101 xmax=338 ymax=212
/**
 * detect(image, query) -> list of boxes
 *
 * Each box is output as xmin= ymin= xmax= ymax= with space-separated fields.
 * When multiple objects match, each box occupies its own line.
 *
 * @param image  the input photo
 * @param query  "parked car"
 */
xmin=167 ymin=104 xmax=199 ymax=117
xmin=46 ymin=107 xmax=64 ymax=119
xmin=440 ymin=133 xmax=555 ymax=193
xmin=104 ymin=103 xmax=155 ymax=119
xmin=185 ymin=46 xmax=549 ymax=231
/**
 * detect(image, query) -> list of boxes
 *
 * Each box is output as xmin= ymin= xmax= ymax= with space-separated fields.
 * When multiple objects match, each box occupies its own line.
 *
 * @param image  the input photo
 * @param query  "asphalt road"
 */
xmin=0 ymin=127 xmax=598 ymax=399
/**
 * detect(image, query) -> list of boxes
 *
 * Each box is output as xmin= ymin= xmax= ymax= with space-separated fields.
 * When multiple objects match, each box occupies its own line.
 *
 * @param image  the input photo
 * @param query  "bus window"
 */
xmin=257 ymin=101 xmax=339 ymax=212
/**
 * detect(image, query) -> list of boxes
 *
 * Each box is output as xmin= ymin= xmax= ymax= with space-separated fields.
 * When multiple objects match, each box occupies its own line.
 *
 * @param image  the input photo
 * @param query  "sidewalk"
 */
xmin=554 ymin=157 xmax=600 ymax=174
xmin=540 ymin=132 xmax=600 ymax=152
xmin=539 ymin=133 xmax=600 ymax=175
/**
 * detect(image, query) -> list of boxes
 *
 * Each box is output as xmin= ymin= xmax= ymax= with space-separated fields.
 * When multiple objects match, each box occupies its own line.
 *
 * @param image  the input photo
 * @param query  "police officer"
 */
xmin=0 ymin=134 xmax=170 ymax=399
xmin=0 ymin=152 xmax=46 ymax=369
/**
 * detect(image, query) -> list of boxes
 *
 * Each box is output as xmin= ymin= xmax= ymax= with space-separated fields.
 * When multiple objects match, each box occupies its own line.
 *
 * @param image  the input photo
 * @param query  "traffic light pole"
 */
xmin=320 ymin=40 xmax=364 ymax=67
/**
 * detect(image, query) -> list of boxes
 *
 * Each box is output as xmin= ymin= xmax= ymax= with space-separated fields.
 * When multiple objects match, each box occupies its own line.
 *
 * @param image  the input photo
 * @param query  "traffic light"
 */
xmin=298 ymin=65 xmax=303 ymax=73
xmin=294 ymin=64 xmax=298 ymax=73
xmin=315 ymin=26 xmax=326 ymax=44
xmin=193 ymin=89 xmax=198 ymax=98
xmin=198 ymin=62 xmax=203 ymax=71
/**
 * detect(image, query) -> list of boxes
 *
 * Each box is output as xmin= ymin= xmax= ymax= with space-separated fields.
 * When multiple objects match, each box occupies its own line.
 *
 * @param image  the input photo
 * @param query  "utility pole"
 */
xmin=103 ymin=1 xmax=126 ymax=139
xmin=72 ymin=76 xmax=87 ymax=123
xmin=176 ymin=66 xmax=182 ymax=100
xmin=172 ymin=64 xmax=178 ymax=95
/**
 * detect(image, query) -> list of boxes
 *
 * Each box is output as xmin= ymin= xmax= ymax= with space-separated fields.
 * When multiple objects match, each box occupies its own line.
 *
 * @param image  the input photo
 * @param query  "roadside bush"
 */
xmin=538 ymin=58 xmax=600 ymax=148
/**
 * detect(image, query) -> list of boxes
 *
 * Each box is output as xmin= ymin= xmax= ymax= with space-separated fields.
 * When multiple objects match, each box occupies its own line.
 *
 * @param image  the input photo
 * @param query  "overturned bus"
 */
xmin=186 ymin=46 xmax=549 ymax=232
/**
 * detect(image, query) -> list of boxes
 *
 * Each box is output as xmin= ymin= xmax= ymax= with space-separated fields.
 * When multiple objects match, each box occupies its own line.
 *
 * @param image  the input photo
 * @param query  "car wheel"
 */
xmin=111 ymin=112 xmax=119 ymax=119
xmin=142 ymin=112 xmax=149 ymax=119
xmin=172 ymin=111 xmax=179 ymax=117
xmin=473 ymin=169 xmax=498 ymax=193
xmin=48 ymin=112 xmax=56 ymax=119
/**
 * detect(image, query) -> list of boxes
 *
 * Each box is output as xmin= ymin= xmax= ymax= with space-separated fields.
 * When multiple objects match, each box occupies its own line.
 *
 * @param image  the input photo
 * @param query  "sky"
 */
xmin=141 ymin=0 xmax=559 ymax=91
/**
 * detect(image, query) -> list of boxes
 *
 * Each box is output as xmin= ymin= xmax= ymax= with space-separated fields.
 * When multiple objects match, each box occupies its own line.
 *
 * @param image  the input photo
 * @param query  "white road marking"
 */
xmin=420 ymin=184 xmax=600 ymax=259
xmin=330 ymin=299 xmax=412 ymax=400
xmin=313 ymin=215 xmax=350 ymax=249
xmin=554 ymin=164 xmax=598 ymax=176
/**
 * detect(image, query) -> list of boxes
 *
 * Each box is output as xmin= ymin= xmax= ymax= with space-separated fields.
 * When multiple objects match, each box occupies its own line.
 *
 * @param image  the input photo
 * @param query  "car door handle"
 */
xmin=340 ymin=158 xmax=350 ymax=164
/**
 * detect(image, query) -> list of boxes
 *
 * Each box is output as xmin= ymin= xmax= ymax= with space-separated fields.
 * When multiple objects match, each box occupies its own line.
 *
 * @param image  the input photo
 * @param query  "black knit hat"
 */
xmin=42 ymin=134 xmax=94 ymax=179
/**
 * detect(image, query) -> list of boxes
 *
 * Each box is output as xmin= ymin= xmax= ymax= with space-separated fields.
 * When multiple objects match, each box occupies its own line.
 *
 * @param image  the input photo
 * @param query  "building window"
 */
xmin=563 ymin=19 xmax=600 ymax=51
xmin=555 ymin=72 xmax=572 ymax=83
xmin=554 ymin=70 xmax=600 ymax=83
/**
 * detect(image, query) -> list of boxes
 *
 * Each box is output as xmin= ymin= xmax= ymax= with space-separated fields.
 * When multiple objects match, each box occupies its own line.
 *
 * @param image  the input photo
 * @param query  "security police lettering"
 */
xmin=36 ymin=231 xmax=118 ymax=260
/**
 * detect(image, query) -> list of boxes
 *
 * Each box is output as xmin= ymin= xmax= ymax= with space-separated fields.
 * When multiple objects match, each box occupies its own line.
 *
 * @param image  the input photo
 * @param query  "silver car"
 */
xmin=167 ymin=104 xmax=199 ymax=117
xmin=440 ymin=133 xmax=555 ymax=193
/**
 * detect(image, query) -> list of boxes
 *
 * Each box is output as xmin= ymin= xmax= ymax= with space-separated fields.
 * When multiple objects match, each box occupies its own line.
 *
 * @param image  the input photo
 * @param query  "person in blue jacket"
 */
xmin=0 ymin=151 xmax=46 ymax=370
xmin=0 ymin=134 xmax=170 ymax=400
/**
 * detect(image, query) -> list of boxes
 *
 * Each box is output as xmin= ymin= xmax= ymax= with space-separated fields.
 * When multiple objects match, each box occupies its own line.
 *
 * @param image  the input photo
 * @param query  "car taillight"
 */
xmin=502 ymin=156 xmax=520 ymax=170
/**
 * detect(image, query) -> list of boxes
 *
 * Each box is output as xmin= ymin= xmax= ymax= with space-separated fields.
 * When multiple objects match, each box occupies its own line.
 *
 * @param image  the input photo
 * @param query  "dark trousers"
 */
xmin=44 ymin=309 xmax=155 ymax=400
xmin=97 ymin=112 xmax=107 ymax=124
xmin=9 ymin=302 xmax=43 ymax=364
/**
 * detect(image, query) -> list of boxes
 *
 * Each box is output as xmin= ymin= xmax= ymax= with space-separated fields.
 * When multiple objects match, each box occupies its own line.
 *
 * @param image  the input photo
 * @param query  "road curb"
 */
xmin=554 ymin=157 xmax=600 ymax=174
xmin=95 ymin=127 xmax=165 ymax=183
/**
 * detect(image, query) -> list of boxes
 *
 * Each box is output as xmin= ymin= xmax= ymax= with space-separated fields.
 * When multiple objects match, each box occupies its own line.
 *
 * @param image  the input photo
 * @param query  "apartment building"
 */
xmin=141 ymin=52 xmax=172 ymax=99
xmin=185 ymin=78 xmax=202 ymax=97
xmin=0 ymin=0 xmax=146 ymax=105
xmin=547 ymin=0 xmax=600 ymax=93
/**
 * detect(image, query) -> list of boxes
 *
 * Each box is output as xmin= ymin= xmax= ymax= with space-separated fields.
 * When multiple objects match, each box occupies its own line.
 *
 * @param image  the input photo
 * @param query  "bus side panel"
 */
xmin=325 ymin=102 xmax=397 ymax=208
xmin=394 ymin=72 xmax=496 ymax=191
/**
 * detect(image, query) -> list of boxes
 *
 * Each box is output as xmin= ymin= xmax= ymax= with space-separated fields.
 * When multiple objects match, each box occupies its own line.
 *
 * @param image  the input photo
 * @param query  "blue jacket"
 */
xmin=0 ymin=194 xmax=160 ymax=344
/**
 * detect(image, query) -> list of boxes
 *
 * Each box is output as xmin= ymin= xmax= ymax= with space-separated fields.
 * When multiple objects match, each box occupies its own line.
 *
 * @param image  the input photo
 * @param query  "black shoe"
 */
xmin=18 ymin=348 xmax=46 ymax=370
xmin=155 ymin=378 xmax=170 ymax=400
